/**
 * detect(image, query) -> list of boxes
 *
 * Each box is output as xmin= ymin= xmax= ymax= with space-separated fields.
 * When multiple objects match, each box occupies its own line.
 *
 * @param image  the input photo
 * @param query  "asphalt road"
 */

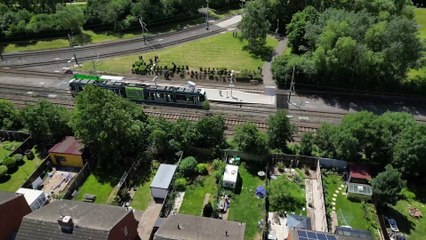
xmin=0 ymin=16 xmax=241 ymax=69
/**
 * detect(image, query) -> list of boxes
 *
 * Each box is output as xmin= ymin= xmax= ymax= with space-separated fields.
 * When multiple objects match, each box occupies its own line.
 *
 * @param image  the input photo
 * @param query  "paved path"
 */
xmin=262 ymin=38 xmax=288 ymax=88
xmin=137 ymin=200 xmax=163 ymax=240
xmin=205 ymin=88 xmax=275 ymax=105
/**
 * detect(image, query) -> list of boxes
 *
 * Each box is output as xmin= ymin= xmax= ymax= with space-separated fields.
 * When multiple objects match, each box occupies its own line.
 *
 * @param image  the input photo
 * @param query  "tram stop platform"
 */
xmin=205 ymin=88 xmax=276 ymax=106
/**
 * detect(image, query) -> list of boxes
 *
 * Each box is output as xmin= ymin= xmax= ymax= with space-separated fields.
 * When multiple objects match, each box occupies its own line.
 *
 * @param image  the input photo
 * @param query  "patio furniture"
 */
xmin=83 ymin=194 xmax=96 ymax=203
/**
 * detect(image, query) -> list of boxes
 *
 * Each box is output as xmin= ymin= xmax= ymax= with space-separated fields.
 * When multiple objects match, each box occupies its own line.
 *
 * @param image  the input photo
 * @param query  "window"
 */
xmin=56 ymin=156 xmax=66 ymax=162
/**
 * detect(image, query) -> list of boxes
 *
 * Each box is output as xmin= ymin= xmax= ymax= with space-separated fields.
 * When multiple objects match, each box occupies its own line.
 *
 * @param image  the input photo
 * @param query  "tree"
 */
xmin=21 ymin=101 xmax=72 ymax=143
xmin=179 ymin=156 xmax=198 ymax=177
xmin=0 ymin=99 xmax=21 ymax=130
xmin=70 ymin=85 xmax=149 ymax=167
xmin=55 ymin=5 xmax=84 ymax=34
xmin=233 ymin=123 xmax=268 ymax=155
xmin=300 ymin=132 xmax=315 ymax=155
xmin=0 ymin=165 xmax=7 ymax=178
xmin=2 ymin=156 xmax=16 ymax=169
xmin=193 ymin=115 xmax=226 ymax=149
xmin=268 ymin=176 xmax=305 ymax=213
xmin=392 ymin=125 xmax=426 ymax=178
xmin=239 ymin=0 xmax=271 ymax=51
xmin=286 ymin=6 xmax=319 ymax=54
xmin=196 ymin=163 xmax=208 ymax=175
xmin=371 ymin=165 xmax=404 ymax=205
xmin=267 ymin=110 xmax=296 ymax=151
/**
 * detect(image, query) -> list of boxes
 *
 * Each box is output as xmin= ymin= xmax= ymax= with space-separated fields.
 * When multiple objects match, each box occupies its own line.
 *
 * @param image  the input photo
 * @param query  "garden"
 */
xmin=322 ymin=171 xmax=380 ymax=238
xmin=0 ymin=141 xmax=43 ymax=192
xmin=383 ymin=186 xmax=426 ymax=240
xmin=75 ymin=173 xmax=116 ymax=204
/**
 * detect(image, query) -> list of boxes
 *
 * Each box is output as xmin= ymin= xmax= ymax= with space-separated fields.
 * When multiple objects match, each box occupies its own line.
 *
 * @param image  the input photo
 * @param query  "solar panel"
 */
xmin=298 ymin=230 xmax=307 ymax=238
xmin=326 ymin=235 xmax=337 ymax=240
xmin=307 ymin=231 xmax=316 ymax=239
xmin=317 ymin=233 xmax=327 ymax=240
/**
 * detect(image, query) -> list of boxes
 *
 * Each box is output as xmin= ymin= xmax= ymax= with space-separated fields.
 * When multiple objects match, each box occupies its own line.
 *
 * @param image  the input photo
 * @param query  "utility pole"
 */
xmin=92 ymin=54 xmax=100 ymax=74
xmin=138 ymin=17 xmax=148 ymax=44
xmin=288 ymin=66 xmax=295 ymax=103
xmin=229 ymin=70 xmax=235 ymax=98
xmin=205 ymin=0 xmax=209 ymax=31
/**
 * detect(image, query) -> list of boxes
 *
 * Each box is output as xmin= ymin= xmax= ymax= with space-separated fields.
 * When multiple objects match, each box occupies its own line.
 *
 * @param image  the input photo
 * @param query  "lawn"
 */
xmin=179 ymin=174 xmax=218 ymax=216
xmin=385 ymin=186 xmax=426 ymax=240
xmin=3 ymin=16 xmax=207 ymax=53
xmin=75 ymin=174 xmax=115 ymax=204
xmin=80 ymin=32 xmax=279 ymax=74
xmin=0 ymin=146 xmax=44 ymax=192
xmin=415 ymin=8 xmax=426 ymax=39
xmin=228 ymin=163 xmax=265 ymax=240
xmin=323 ymin=172 xmax=379 ymax=236
xmin=131 ymin=174 xmax=155 ymax=210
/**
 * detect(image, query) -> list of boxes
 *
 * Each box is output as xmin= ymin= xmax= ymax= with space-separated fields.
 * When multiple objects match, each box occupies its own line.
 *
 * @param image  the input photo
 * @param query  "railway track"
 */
xmin=3 ymin=24 xmax=237 ymax=69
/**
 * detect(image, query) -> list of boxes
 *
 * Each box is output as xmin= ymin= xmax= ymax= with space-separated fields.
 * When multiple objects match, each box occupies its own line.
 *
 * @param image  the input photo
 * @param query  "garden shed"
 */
xmin=16 ymin=188 xmax=47 ymax=211
xmin=48 ymin=136 xmax=85 ymax=167
xmin=223 ymin=164 xmax=239 ymax=189
xmin=150 ymin=164 xmax=178 ymax=200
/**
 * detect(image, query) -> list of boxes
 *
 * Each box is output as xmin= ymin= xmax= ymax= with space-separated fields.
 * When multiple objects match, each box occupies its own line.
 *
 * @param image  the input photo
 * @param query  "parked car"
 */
xmin=388 ymin=218 xmax=399 ymax=232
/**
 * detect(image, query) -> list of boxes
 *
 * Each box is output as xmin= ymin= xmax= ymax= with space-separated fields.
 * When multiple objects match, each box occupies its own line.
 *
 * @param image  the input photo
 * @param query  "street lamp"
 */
xmin=151 ymin=64 xmax=158 ymax=86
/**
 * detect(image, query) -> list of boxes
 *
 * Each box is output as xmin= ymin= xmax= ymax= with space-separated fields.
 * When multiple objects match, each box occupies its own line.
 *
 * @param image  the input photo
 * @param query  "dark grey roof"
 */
xmin=0 ymin=191 xmax=20 ymax=205
xmin=16 ymin=200 xmax=133 ymax=240
xmin=150 ymin=164 xmax=178 ymax=189
xmin=287 ymin=214 xmax=312 ymax=230
xmin=336 ymin=227 xmax=374 ymax=240
xmin=154 ymin=214 xmax=245 ymax=240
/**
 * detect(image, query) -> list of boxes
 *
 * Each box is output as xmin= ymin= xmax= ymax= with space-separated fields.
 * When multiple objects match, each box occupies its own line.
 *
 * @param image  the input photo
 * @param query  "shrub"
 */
xmin=196 ymin=163 xmax=208 ymax=175
xmin=212 ymin=159 xmax=225 ymax=171
xmin=0 ymin=165 xmax=7 ymax=177
xmin=179 ymin=156 xmax=198 ymax=177
xmin=202 ymin=100 xmax=210 ymax=110
xmin=277 ymin=162 xmax=285 ymax=172
xmin=13 ymin=154 xmax=24 ymax=162
xmin=174 ymin=178 xmax=187 ymax=191
xmin=2 ymin=157 xmax=16 ymax=169
xmin=203 ymin=202 xmax=213 ymax=217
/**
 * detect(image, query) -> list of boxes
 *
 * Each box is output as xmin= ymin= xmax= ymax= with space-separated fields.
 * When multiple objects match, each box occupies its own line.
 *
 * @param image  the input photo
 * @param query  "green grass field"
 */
xmin=0 ymin=147 xmax=43 ymax=192
xmin=228 ymin=163 xmax=265 ymax=240
xmin=179 ymin=174 xmax=218 ymax=216
xmin=385 ymin=186 xmax=426 ymax=240
xmin=75 ymin=174 xmax=115 ymax=204
xmin=131 ymin=174 xmax=154 ymax=210
xmin=415 ymin=8 xmax=426 ymax=39
xmin=324 ymin=173 xmax=379 ymax=236
xmin=81 ymin=32 xmax=278 ymax=74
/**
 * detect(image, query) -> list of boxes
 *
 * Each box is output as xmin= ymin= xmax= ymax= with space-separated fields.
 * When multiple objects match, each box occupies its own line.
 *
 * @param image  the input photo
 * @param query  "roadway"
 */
xmin=0 ymin=15 xmax=241 ymax=69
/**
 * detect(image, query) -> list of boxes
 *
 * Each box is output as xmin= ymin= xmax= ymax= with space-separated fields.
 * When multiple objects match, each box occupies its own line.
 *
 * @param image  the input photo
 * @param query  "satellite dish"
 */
xmin=188 ymin=81 xmax=196 ymax=88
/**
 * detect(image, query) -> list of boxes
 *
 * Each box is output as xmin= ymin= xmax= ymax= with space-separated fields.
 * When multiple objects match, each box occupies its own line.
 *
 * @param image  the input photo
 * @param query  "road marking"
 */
xmin=54 ymin=58 xmax=61 ymax=60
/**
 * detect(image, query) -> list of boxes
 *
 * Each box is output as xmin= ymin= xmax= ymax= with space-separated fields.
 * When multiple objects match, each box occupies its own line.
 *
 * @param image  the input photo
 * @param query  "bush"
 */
xmin=202 ymin=100 xmax=210 ymax=110
xmin=196 ymin=163 xmax=208 ymax=175
xmin=212 ymin=159 xmax=225 ymax=171
xmin=13 ymin=154 xmax=24 ymax=162
xmin=179 ymin=156 xmax=198 ymax=177
xmin=203 ymin=202 xmax=213 ymax=217
xmin=174 ymin=178 xmax=187 ymax=191
xmin=400 ymin=187 xmax=416 ymax=201
xmin=0 ymin=165 xmax=8 ymax=177
xmin=2 ymin=157 xmax=16 ymax=169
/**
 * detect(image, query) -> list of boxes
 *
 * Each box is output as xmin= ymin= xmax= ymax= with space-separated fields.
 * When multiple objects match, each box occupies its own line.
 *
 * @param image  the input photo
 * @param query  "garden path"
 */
xmin=330 ymin=184 xmax=345 ymax=232
xmin=262 ymin=38 xmax=288 ymax=89
xmin=137 ymin=200 xmax=163 ymax=240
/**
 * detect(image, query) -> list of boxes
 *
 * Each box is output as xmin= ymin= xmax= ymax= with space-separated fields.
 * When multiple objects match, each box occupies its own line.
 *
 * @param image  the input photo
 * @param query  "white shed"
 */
xmin=223 ymin=164 xmax=239 ymax=189
xmin=150 ymin=164 xmax=178 ymax=200
xmin=16 ymin=188 xmax=47 ymax=211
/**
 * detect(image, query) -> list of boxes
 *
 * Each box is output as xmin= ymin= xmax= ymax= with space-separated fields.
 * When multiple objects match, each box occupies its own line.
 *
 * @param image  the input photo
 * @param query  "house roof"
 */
xmin=48 ymin=136 xmax=84 ymax=156
xmin=150 ymin=164 xmax=178 ymax=189
xmin=349 ymin=163 xmax=371 ymax=180
xmin=16 ymin=200 xmax=133 ymax=240
xmin=287 ymin=214 xmax=312 ymax=230
xmin=154 ymin=214 xmax=245 ymax=240
xmin=223 ymin=164 xmax=238 ymax=183
xmin=0 ymin=191 xmax=20 ymax=205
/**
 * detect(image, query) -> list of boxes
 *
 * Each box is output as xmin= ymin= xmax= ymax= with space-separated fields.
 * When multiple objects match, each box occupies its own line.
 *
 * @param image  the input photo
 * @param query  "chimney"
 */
xmin=58 ymin=216 xmax=74 ymax=233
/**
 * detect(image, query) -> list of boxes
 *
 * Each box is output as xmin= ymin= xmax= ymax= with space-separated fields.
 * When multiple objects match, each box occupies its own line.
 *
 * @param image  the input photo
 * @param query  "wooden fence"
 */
xmin=63 ymin=163 xmax=90 ymax=199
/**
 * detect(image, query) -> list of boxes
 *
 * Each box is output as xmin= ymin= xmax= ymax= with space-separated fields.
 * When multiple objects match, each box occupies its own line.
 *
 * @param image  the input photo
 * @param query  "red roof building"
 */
xmin=48 ymin=136 xmax=85 ymax=167
xmin=0 ymin=191 xmax=32 ymax=240
xmin=348 ymin=163 xmax=371 ymax=184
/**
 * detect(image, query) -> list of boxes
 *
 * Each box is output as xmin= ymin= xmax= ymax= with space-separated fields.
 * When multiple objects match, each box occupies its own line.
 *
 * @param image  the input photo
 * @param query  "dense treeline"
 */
xmin=300 ymin=111 xmax=426 ymax=180
xmin=0 ymin=0 xmax=240 ymax=40
xmin=268 ymin=0 xmax=425 ymax=93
